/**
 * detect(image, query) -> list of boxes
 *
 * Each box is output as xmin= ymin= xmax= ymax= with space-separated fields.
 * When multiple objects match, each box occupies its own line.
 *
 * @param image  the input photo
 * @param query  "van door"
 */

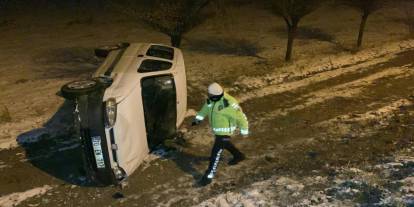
xmin=141 ymin=75 xmax=177 ymax=149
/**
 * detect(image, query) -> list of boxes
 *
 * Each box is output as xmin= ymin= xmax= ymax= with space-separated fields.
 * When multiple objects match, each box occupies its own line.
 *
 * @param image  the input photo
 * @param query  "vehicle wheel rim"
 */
xmin=67 ymin=80 xmax=96 ymax=90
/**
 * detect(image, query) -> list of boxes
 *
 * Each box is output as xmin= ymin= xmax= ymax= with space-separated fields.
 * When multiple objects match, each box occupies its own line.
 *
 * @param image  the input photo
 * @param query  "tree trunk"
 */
xmin=285 ymin=23 xmax=298 ymax=62
xmin=214 ymin=0 xmax=226 ymax=16
xmin=171 ymin=22 xmax=184 ymax=48
xmin=170 ymin=34 xmax=182 ymax=48
xmin=404 ymin=7 xmax=414 ymax=36
xmin=357 ymin=13 xmax=369 ymax=49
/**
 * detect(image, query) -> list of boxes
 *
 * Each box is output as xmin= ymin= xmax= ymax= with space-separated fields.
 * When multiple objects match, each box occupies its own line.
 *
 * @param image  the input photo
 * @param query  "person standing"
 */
xmin=192 ymin=83 xmax=249 ymax=186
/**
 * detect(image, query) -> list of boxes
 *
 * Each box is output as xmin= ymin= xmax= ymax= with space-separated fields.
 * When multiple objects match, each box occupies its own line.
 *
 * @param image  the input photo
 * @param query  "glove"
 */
xmin=192 ymin=119 xmax=201 ymax=126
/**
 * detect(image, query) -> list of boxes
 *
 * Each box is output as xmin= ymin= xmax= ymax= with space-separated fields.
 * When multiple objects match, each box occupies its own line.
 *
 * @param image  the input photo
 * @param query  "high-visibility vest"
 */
xmin=196 ymin=93 xmax=249 ymax=136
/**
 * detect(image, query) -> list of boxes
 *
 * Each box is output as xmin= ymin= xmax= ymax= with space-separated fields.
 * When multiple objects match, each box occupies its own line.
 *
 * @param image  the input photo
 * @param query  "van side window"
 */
xmin=138 ymin=59 xmax=172 ymax=73
xmin=146 ymin=45 xmax=174 ymax=60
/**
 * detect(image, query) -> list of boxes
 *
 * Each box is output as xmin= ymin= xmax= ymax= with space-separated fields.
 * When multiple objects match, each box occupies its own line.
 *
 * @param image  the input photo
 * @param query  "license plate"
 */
xmin=91 ymin=136 xmax=106 ymax=169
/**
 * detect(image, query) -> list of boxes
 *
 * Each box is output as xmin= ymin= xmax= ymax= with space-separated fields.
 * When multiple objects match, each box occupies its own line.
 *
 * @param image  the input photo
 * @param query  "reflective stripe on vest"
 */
xmin=231 ymin=103 xmax=240 ymax=110
xmin=213 ymin=127 xmax=236 ymax=133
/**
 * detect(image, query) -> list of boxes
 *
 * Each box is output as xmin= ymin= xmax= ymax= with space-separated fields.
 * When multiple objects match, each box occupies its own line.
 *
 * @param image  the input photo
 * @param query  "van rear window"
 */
xmin=146 ymin=45 xmax=174 ymax=60
xmin=138 ymin=59 xmax=172 ymax=73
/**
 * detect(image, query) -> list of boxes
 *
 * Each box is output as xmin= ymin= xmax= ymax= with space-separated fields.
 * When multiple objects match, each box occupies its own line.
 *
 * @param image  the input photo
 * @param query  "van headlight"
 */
xmin=105 ymin=98 xmax=117 ymax=127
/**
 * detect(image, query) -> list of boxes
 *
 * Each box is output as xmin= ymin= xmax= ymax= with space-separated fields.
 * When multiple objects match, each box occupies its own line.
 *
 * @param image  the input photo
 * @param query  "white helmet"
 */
xmin=208 ymin=83 xmax=223 ymax=96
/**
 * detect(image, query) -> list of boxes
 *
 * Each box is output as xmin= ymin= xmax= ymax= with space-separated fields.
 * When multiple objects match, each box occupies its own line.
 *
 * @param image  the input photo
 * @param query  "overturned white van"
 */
xmin=61 ymin=43 xmax=187 ymax=186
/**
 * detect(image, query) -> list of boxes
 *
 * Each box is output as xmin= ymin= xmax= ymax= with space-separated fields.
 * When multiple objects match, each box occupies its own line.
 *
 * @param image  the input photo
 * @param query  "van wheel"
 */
xmin=61 ymin=79 xmax=100 ymax=100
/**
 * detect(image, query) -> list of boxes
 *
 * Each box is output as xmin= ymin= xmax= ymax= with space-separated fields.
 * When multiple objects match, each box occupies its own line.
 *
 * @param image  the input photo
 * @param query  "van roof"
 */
xmin=93 ymin=43 xmax=180 ymax=103
xmin=94 ymin=43 xmax=147 ymax=77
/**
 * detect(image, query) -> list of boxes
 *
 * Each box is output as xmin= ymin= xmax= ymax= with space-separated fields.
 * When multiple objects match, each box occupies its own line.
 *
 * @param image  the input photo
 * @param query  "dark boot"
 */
xmin=199 ymin=175 xmax=212 ymax=186
xmin=219 ymin=136 xmax=245 ymax=165
xmin=228 ymin=153 xmax=246 ymax=165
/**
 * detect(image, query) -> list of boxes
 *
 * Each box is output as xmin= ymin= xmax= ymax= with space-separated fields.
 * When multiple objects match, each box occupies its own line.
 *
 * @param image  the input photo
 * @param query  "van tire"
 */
xmin=61 ymin=79 xmax=100 ymax=100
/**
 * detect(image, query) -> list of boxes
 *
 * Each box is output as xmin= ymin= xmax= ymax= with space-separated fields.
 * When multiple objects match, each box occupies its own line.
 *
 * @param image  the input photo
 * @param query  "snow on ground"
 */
xmin=139 ymin=149 xmax=169 ymax=172
xmin=0 ymin=164 xmax=9 ymax=169
xmin=195 ymin=81 xmax=414 ymax=206
xmin=0 ymin=41 xmax=412 ymax=206
xmin=0 ymin=185 xmax=53 ymax=207
xmin=317 ymin=99 xmax=413 ymax=136
xmin=0 ymin=3 xmax=411 ymax=152
xmin=196 ymin=152 xmax=414 ymax=207
xmin=253 ymin=66 xmax=414 ymax=125
xmin=233 ymin=39 xmax=414 ymax=96
xmin=188 ymin=43 xmax=414 ymax=148
xmin=0 ymin=79 xmax=70 ymax=150
xmin=0 ymin=3 xmax=413 ymax=207
xmin=236 ymin=59 xmax=376 ymax=102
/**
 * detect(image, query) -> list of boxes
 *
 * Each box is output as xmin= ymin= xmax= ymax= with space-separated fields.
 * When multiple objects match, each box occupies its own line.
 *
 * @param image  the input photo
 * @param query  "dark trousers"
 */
xmin=204 ymin=135 xmax=243 ymax=179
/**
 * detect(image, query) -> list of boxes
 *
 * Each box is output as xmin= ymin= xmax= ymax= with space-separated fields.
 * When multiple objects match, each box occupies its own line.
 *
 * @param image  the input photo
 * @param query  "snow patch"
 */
xmin=401 ymin=177 xmax=414 ymax=193
xmin=0 ymin=185 xmax=53 ymax=207
xmin=196 ymin=154 xmax=414 ymax=207
xmin=317 ymin=99 xmax=413 ymax=136
xmin=140 ymin=149 xmax=169 ymax=171
xmin=234 ymin=39 xmax=414 ymax=99
xmin=258 ymin=67 xmax=413 ymax=122
xmin=0 ymin=164 xmax=9 ymax=169
xmin=196 ymin=176 xmax=308 ymax=207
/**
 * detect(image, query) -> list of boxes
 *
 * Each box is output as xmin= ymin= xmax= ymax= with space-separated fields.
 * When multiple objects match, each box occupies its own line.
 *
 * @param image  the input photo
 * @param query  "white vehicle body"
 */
xmin=61 ymin=43 xmax=187 ymax=185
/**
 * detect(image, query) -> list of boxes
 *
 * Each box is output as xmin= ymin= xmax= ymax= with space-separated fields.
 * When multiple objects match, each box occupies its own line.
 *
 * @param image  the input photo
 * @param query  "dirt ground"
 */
xmin=0 ymin=3 xmax=414 ymax=207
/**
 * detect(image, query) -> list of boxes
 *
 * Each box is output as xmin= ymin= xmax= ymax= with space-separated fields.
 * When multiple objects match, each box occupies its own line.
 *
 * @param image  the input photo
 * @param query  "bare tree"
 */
xmin=0 ymin=0 xmax=9 ymax=11
xmin=399 ymin=0 xmax=414 ymax=36
xmin=270 ymin=0 xmax=322 ymax=61
xmin=114 ymin=0 xmax=211 ymax=48
xmin=0 ymin=0 xmax=9 ymax=23
xmin=343 ymin=0 xmax=383 ymax=49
